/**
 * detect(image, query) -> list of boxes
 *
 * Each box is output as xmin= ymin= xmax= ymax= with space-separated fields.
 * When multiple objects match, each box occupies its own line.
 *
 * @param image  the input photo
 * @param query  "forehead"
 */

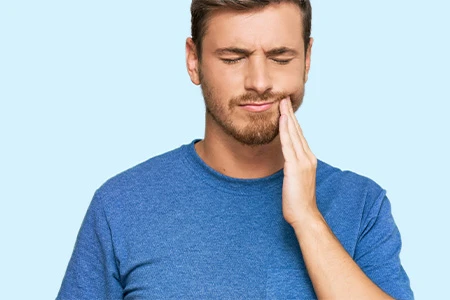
xmin=203 ymin=2 xmax=304 ymax=51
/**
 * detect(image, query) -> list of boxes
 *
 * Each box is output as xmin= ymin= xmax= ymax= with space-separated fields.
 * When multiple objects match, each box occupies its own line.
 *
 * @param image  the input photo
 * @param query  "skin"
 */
xmin=186 ymin=2 xmax=394 ymax=299
xmin=187 ymin=3 xmax=308 ymax=179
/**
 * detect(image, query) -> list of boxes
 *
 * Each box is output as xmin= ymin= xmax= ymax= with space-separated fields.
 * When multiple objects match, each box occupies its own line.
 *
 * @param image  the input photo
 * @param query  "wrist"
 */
xmin=290 ymin=209 xmax=327 ymax=237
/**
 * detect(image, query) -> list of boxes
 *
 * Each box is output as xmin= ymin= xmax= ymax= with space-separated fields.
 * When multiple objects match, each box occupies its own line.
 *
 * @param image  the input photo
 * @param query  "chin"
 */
xmin=231 ymin=118 xmax=280 ymax=146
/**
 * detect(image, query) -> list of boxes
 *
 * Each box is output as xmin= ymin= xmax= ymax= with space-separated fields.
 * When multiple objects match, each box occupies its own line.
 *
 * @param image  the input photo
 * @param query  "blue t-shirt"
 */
xmin=57 ymin=140 xmax=413 ymax=299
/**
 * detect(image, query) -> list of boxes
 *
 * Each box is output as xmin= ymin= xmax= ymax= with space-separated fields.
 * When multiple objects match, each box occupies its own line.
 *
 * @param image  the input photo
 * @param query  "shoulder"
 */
xmin=317 ymin=160 xmax=381 ymax=188
xmin=316 ymin=159 xmax=386 ymax=210
xmin=317 ymin=159 xmax=384 ymax=194
xmin=94 ymin=143 xmax=190 ymax=204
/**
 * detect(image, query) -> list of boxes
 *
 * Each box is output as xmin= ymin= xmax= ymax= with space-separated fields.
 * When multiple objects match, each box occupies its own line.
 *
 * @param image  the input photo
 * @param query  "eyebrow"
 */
xmin=214 ymin=47 xmax=254 ymax=56
xmin=214 ymin=47 xmax=298 ymax=56
xmin=265 ymin=47 xmax=299 ymax=56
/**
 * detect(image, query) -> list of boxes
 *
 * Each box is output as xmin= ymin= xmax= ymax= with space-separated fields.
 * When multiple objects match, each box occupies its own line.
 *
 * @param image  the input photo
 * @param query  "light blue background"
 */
xmin=1 ymin=1 xmax=449 ymax=299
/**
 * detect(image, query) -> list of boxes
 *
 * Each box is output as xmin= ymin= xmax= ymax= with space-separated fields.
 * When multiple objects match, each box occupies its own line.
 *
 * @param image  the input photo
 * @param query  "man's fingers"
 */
xmin=285 ymin=97 xmax=301 ymax=134
xmin=282 ymin=100 xmax=304 ymax=156
xmin=279 ymin=113 xmax=297 ymax=162
xmin=281 ymin=99 xmax=307 ymax=158
xmin=285 ymin=98 xmax=314 ymax=158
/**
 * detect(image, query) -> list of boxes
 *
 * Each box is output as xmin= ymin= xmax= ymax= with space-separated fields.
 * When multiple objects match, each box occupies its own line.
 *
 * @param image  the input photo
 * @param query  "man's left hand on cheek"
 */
xmin=279 ymin=98 xmax=321 ymax=228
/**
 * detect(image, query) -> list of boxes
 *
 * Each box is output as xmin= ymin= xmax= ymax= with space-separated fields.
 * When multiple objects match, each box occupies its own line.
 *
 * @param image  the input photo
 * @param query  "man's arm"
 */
xmin=57 ymin=191 xmax=123 ymax=299
xmin=279 ymin=98 xmax=397 ymax=299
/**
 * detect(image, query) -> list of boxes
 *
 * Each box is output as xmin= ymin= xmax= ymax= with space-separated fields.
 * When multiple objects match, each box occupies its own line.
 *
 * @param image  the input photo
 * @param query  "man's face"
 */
xmin=189 ymin=2 xmax=312 ymax=146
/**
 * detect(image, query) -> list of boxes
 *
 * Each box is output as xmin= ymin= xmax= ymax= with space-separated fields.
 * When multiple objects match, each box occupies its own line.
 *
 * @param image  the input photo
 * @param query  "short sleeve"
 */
xmin=354 ymin=191 xmax=414 ymax=299
xmin=56 ymin=191 xmax=123 ymax=300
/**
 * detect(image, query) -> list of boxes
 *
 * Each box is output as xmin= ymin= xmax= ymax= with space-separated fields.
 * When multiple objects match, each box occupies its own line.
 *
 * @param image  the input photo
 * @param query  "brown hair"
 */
xmin=190 ymin=0 xmax=312 ymax=60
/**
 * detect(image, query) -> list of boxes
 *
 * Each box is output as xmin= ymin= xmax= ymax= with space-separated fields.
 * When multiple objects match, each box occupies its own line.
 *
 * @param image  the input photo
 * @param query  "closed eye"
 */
xmin=220 ymin=57 xmax=292 ymax=65
xmin=271 ymin=58 xmax=292 ymax=65
xmin=221 ymin=57 xmax=245 ymax=64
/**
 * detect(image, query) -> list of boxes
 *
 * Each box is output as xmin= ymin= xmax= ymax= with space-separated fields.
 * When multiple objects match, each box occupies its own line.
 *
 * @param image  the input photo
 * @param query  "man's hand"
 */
xmin=279 ymin=98 xmax=320 ymax=227
xmin=278 ymin=98 xmax=393 ymax=299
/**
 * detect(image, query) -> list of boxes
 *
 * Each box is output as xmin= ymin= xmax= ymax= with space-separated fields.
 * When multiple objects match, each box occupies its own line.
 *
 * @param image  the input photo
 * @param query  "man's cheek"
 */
xmin=290 ymin=91 xmax=304 ymax=111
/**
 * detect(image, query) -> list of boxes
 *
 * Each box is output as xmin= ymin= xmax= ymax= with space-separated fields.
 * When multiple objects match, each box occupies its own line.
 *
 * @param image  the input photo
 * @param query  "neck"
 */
xmin=195 ymin=117 xmax=285 ymax=179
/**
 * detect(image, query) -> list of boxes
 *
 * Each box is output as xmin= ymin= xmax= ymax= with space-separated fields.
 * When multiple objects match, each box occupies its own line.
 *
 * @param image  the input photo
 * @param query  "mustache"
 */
xmin=229 ymin=92 xmax=289 ymax=108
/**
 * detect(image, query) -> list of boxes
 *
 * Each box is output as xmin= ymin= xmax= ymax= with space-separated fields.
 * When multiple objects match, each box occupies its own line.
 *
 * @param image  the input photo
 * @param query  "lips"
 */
xmin=239 ymin=102 xmax=275 ymax=112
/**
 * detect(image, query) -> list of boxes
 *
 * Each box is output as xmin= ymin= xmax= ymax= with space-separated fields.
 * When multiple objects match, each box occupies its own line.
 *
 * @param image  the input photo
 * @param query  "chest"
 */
xmin=110 ymin=188 xmax=358 ymax=299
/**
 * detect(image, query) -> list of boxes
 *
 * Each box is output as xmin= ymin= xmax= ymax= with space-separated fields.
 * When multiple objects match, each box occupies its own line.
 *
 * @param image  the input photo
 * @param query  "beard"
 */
xmin=199 ymin=70 xmax=305 ymax=146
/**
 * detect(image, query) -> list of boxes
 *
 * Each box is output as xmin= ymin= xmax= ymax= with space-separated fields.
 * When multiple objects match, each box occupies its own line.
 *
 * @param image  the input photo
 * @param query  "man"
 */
xmin=57 ymin=0 xmax=413 ymax=299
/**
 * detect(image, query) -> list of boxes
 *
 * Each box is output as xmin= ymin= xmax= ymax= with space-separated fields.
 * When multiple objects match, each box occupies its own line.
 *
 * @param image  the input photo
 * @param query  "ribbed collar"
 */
xmin=181 ymin=139 xmax=285 ymax=195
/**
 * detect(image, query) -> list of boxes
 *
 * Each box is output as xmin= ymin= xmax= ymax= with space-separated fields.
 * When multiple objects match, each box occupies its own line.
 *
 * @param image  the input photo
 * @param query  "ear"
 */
xmin=304 ymin=37 xmax=314 ymax=83
xmin=186 ymin=37 xmax=201 ymax=85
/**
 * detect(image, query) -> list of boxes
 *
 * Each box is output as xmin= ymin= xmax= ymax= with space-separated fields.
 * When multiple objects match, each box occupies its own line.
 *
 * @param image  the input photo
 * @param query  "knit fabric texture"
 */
xmin=57 ymin=140 xmax=413 ymax=299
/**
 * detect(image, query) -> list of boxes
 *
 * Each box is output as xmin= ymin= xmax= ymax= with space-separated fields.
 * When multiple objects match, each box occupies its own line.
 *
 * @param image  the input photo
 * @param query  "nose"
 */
xmin=244 ymin=57 xmax=273 ymax=95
